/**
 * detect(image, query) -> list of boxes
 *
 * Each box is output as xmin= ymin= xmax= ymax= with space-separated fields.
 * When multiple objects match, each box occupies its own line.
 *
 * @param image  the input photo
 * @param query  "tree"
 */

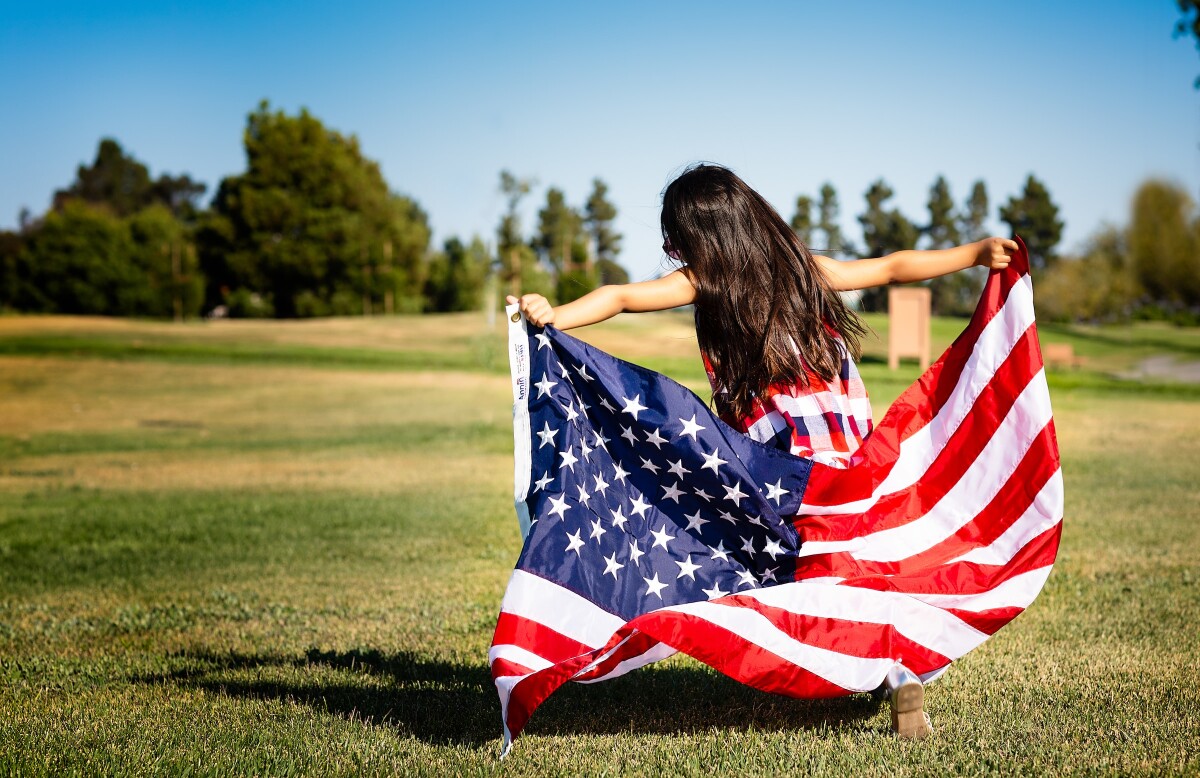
xmin=52 ymin=138 xmax=207 ymax=221
xmin=923 ymin=176 xmax=960 ymax=249
xmin=536 ymin=187 xmax=584 ymax=275
xmin=999 ymin=174 xmax=1064 ymax=272
xmin=497 ymin=170 xmax=537 ymax=298
xmin=14 ymin=202 xmax=138 ymax=315
xmin=151 ymin=174 xmax=208 ymax=222
xmin=595 ymin=258 xmax=629 ymax=286
xmin=790 ymin=195 xmax=814 ymax=246
xmin=424 ymin=235 xmax=489 ymax=313
xmin=959 ymin=180 xmax=990 ymax=242
xmin=922 ymin=176 xmax=978 ymax=316
xmin=198 ymin=102 xmax=430 ymax=317
xmin=127 ymin=204 xmax=204 ymax=319
xmin=859 ymin=180 xmax=919 ymax=256
xmin=816 ymin=183 xmax=848 ymax=254
xmin=0 ymin=229 xmax=22 ymax=311
xmin=1177 ymin=0 xmax=1200 ymax=87
xmin=53 ymin=139 xmax=154 ymax=217
xmin=857 ymin=180 xmax=919 ymax=311
xmin=1037 ymin=226 xmax=1138 ymax=323
xmin=1127 ymin=179 xmax=1200 ymax=309
xmin=584 ymin=178 xmax=622 ymax=266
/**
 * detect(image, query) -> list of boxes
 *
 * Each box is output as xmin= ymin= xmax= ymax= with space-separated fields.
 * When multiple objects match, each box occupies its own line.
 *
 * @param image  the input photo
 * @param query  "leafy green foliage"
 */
xmin=959 ymin=180 xmax=990 ymax=242
xmin=790 ymin=195 xmax=814 ymax=246
xmin=584 ymin=178 xmax=622 ymax=266
xmin=536 ymin=187 xmax=584 ymax=276
xmin=12 ymin=203 xmax=204 ymax=318
xmin=595 ymin=257 xmax=630 ymax=285
xmin=1037 ymin=226 xmax=1139 ymax=323
xmin=1000 ymin=174 xmax=1063 ymax=272
xmin=198 ymin=102 xmax=431 ymax=317
xmin=424 ymin=236 xmax=489 ymax=313
xmin=857 ymin=180 xmax=918 ymax=311
xmin=1037 ymin=179 xmax=1199 ymax=324
xmin=816 ymin=183 xmax=848 ymax=254
xmin=1176 ymin=0 xmax=1200 ymax=87
xmin=53 ymin=138 xmax=207 ymax=220
xmin=923 ymin=176 xmax=960 ymax=249
xmin=496 ymin=170 xmax=536 ymax=298
xmin=924 ymin=176 xmax=978 ymax=317
xmin=1127 ymin=179 xmax=1200 ymax=309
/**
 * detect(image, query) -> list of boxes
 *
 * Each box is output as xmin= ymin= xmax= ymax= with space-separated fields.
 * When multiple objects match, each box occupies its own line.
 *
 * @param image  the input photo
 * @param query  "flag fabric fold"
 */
xmin=491 ymin=238 xmax=1062 ymax=753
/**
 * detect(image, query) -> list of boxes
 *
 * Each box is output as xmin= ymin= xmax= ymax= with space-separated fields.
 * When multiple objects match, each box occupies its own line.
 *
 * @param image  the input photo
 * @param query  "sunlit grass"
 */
xmin=1 ymin=314 xmax=1198 ymax=775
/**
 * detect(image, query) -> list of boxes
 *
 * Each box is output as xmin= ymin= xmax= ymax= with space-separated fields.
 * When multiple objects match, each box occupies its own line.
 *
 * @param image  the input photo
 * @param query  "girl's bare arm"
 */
xmin=508 ymin=269 xmax=696 ymax=330
xmin=815 ymin=238 xmax=1018 ymax=292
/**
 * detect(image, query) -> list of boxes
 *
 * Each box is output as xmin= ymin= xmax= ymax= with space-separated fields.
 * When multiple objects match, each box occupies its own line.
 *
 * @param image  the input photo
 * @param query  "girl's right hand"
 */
xmin=506 ymin=294 xmax=556 ymax=327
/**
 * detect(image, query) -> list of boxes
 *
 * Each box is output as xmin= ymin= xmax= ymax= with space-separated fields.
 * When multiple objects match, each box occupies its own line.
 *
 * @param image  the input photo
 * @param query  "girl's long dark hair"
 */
xmin=661 ymin=163 xmax=866 ymax=421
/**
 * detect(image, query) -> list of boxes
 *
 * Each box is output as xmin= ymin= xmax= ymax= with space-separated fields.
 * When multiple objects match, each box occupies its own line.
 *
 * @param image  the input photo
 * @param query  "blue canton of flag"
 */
xmin=513 ymin=319 xmax=812 ymax=620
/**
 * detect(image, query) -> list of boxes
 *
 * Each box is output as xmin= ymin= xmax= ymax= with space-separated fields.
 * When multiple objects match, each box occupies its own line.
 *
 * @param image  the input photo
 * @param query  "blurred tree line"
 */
xmin=0 ymin=102 xmax=627 ymax=319
xmin=790 ymin=174 xmax=1064 ymax=316
xmin=1038 ymin=180 xmax=1200 ymax=325
xmin=1 ymin=100 xmax=1195 ymax=324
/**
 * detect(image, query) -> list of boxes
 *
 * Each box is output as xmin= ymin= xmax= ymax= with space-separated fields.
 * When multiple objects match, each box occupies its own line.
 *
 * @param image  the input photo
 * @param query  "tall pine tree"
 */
xmin=999 ymin=175 xmax=1064 ymax=272
xmin=817 ymin=183 xmax=847 ymax=254
xmin=857 ymin=180 xmax=919 ymax=312
xmin=791 ymin=195 xmax=814 ymax=246
xmin=959 ymin=180 xmax=990 ymax=242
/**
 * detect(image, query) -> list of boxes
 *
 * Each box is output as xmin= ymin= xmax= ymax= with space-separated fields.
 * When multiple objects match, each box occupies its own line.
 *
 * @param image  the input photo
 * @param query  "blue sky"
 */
xmin=1 ymin=1 xmax=1196 ymax=280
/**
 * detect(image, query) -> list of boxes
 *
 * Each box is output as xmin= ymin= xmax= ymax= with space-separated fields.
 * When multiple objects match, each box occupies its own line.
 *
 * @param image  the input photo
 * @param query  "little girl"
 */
xmin=509 ymin=163 xmax=1016 ymax=469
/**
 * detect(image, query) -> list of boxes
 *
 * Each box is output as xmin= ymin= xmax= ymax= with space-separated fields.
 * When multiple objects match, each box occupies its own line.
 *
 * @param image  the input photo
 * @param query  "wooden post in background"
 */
xmin=888 ymin=286 xmax=931 ymax=371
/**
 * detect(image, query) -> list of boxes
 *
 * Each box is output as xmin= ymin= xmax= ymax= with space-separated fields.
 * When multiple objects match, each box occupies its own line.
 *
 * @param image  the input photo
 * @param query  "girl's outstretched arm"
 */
xmin=815 ymin=237 xmax=1018 ymax=292
xmin=507 ymin=269 xmax=696 ymax=330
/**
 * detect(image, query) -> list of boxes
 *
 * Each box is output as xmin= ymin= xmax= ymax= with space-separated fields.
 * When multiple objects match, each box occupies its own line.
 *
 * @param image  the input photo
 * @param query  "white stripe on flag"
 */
xmin=507 ymin=304 xmax=533 ymax=537
xmin=500 ymin=569 xmax=626 ymax=650
xmin=906 ymin=566 xmax=1054 ymax=613
xmin=800 ymin=275 xmax=1036 ymax=516
xmin=797 ymin=369 xmax=1053 ymax=562
xmin=951 ymin=468 xmax=1064 ymax=566
xmin=664 ymin=598 xmax=898 ymax=692
xmin=574 ymin=641 xmax=677 ymax=684
xmin=741 ymin=580 xmax=989 ymax=658
xmin=489 ymin=643 xmax=553 ymax=674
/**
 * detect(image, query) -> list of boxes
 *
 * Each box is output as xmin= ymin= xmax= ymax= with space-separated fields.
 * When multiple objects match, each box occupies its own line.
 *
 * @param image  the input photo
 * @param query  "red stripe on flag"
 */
xmin=572 ymin=630 xmax=663 ymax=682
xmin=490 ymin=657 xmax=536 ymax=680
xmin=944 ymin=606 xmax=1027 ymax=634
xmin=799 ymin=268 xmax=1027 ymax=512
xmin=701 ymin=594 xmax=953 ymax=669
xmin=802 ymin=323 xmax=1043 ymax=543
xmin=492 ymin=611 xmax=593 ymax=664
xmin=629 ymin=609 xmax=858 ymax=698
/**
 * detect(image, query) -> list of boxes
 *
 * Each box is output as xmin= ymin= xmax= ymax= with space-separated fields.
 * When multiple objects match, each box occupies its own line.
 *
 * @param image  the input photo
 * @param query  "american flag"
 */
xmin=492 ymin=240 xmax=1062 ymax=753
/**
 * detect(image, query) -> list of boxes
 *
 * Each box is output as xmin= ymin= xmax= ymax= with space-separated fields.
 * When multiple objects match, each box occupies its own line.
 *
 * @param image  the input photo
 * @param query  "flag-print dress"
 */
xmin=704 ymin=334 xmax=873 ymax=469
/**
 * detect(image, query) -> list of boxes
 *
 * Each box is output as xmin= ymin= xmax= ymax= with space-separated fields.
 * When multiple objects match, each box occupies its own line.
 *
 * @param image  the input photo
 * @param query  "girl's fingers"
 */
xmin=506 ymin=295 xmax=518 ymax=305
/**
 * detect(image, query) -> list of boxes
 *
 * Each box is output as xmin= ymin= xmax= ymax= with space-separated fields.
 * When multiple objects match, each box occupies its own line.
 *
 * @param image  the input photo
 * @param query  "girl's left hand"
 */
xmin=975 ymin=237 xmax=1019 ymax=270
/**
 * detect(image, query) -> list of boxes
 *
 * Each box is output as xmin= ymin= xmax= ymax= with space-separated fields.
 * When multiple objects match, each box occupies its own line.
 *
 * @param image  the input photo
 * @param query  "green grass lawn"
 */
xmin=1 ymin=313 xmax=1198 ymax=776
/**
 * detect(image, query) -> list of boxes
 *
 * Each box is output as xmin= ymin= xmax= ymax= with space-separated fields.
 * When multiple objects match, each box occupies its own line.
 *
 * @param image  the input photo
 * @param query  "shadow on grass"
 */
xmin=136 ymin=648 xmax=883 ymax=747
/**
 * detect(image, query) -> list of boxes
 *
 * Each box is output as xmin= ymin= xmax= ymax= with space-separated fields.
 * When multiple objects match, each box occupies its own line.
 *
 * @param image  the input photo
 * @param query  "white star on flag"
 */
xmin=700 ymin=448 xmax=727 ymax=473
xmin=675 ymin=555 xmax=702 ymax=580
xmin=621 ymin=395 xmax=647 ymax=420
xmin=678 ymin=414 xmax=706 ymax=439
xmin=643 ymin=573 xmax=668 ymax=599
